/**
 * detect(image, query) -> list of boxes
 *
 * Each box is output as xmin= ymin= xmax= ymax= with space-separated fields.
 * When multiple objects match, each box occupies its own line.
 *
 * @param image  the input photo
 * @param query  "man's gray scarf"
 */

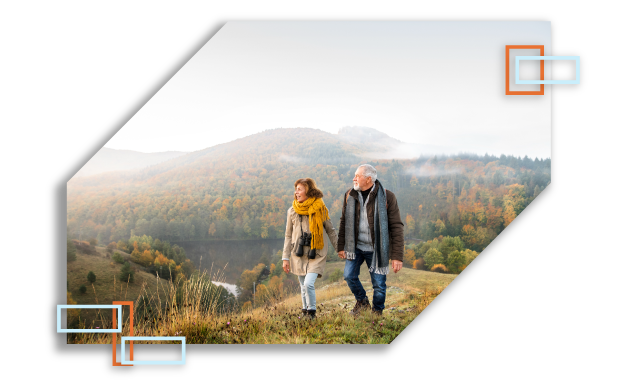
xmin=344 ymin=180 xmax=390 ymax=275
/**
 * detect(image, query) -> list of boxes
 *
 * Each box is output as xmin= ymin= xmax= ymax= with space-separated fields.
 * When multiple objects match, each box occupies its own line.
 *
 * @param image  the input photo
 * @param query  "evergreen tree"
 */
xmin=87 ymin=271 xmax=96 ymax=283
xmin=112 ymin=252 xmax=124 ymax=264
xmin=119 ymin=262 xmax=135 ymax=283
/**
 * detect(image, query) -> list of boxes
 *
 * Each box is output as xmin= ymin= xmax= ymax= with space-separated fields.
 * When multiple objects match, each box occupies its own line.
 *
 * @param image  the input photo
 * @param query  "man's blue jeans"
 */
xmin=344 ymin=248 xmax=387 ymax=311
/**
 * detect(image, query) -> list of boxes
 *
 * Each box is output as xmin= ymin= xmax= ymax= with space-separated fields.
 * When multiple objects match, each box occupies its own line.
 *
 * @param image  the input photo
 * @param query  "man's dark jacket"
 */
xmin=337 ymin=180 xmax=405 ymax=261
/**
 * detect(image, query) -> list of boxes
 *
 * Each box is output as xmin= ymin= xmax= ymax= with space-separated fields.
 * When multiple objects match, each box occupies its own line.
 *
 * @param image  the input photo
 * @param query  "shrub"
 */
xmin=88 ymin=238 xmax=98 ymax=246
xmin=329 ymin=268 xmax=343 ymax=283
xmin=79 ymin=285 xmax=87 ymax=294
xmin=413 ymin=259 xmax=424 ymax=270
xmin=119 ymin=262 xmax=135 ymax=283
xmin=117 ymin=240 xmax=128 ymax=252
xmin=107 ymin=242 xmax=116 ymax=251
xmin=430 ymin=264 xmax=448 ymax=273
xmin=87 ymin=271 xmax=96 ymax=283
xmin=112 ymin=252 xmax=124 ymax=264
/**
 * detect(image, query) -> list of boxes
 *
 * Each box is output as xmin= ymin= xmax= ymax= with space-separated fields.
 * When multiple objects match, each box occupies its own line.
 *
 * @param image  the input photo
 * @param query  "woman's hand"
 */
xmin=338 ymin=251 xmax=346 ymax=259
xmin=282 ymin=259 xmax=290 ymax=273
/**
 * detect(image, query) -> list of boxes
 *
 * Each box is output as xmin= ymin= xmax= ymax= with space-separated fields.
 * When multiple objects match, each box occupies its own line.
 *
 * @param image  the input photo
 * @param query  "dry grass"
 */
xmin=68 ymin=256 xmax=451 ymax=344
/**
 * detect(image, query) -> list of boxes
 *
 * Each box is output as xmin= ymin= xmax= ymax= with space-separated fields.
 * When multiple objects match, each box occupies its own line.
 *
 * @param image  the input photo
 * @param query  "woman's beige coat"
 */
xmin=282 ymin=206 xmax=338 ymax=278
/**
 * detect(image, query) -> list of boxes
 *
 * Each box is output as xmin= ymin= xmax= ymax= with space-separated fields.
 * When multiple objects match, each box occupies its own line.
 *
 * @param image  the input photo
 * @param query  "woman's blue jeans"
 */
xmin=343 ymin=248 xmax=387 ymax=311
xmin=298 ymin=273 xmax=318 ymax=310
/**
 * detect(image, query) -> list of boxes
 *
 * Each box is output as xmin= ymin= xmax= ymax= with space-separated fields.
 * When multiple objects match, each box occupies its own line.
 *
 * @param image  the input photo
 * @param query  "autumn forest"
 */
xmin=68 ymin=127 xmax=550 ymax=269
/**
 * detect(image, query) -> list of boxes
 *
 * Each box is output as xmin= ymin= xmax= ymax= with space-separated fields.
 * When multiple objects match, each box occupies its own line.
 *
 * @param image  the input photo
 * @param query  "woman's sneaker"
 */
xmin=349 ymin=298 xmax=371 ymax=316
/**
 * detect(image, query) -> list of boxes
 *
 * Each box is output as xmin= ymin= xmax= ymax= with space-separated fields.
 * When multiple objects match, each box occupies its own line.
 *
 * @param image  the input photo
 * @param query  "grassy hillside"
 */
xmin=69 ymin=258 xmax=457 ymax=344
xmin=67 ymin=246 xmax=169 ymax=329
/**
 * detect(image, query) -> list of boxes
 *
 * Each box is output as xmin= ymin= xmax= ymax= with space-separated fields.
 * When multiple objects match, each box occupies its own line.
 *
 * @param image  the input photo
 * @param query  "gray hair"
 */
xmin=358 ymin=164 xmax=377 ymax=182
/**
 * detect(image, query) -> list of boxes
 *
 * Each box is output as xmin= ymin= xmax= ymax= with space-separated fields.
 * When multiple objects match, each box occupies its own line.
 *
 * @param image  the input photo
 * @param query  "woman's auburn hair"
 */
xmin=294 ymin=178 xmax=324 ymax=199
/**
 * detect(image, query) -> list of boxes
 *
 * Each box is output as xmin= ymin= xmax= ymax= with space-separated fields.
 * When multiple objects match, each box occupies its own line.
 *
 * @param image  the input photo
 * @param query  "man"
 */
xmin=337 ymin=164 xmax=404 ymax=316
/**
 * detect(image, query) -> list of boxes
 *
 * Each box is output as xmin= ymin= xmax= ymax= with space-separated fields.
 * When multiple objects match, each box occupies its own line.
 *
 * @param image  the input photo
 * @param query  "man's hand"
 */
xmin=391 ymin=260 xmax=403 ymax=273
xmin=338 ymin=251 xmax=346 ymax=259
xmin=282 ymin=260 xmax=290 ymax=273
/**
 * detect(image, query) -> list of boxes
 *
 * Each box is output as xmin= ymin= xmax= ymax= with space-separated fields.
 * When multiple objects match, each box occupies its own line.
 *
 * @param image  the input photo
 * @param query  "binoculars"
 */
xmin=295 ymin=232 xmax=316 ymax=259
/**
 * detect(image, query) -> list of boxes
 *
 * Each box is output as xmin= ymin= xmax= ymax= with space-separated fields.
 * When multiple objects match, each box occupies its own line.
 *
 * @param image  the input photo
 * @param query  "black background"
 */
xmin=54 ymin=21 xmax=576 ymax=370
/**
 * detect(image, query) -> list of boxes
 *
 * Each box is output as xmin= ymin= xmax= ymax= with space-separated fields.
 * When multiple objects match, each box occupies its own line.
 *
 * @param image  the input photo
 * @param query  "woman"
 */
xmin=282 ymin=178 xmax=338 ymax=319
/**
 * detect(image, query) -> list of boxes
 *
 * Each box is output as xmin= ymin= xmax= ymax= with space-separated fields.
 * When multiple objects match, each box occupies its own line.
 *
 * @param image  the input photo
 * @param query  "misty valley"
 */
xmin=65 ymin=126 xmax=549 ymax=343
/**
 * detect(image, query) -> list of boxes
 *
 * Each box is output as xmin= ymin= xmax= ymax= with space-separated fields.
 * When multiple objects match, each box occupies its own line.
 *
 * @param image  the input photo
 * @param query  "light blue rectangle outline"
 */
xmin=515 ymin=56 xmax=580 ymax=84
xmin=121 ymin=336 xmax=186 ymax=365
xmin=57 ymin=304 xmax=122 ymax=333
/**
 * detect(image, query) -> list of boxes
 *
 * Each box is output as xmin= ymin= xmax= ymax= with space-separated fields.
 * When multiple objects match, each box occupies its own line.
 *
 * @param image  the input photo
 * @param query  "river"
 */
xmin=211 ymin=281 xmax=239 ymax=296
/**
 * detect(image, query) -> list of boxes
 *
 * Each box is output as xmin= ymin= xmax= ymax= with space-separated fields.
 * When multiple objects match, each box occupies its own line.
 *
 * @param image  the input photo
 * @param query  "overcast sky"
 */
xmin=105 ymin=21 xmax=551 ymax=158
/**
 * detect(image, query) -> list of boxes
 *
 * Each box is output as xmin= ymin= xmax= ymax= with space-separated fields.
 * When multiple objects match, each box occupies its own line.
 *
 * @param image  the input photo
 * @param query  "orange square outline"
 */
xmin=112 ymin=301 xmax=134 ymax=367
xmin=505 ymin=45 xmax=544 ymax=95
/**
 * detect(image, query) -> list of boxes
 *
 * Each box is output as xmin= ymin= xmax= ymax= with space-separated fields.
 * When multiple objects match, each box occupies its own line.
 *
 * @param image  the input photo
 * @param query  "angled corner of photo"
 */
xmin=65 ymin=21 xmax=550 ymax=344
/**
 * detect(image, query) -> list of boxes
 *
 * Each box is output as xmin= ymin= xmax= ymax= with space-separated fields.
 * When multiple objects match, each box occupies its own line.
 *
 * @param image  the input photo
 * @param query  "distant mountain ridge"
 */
xmin=75 ymin=126 xmax=451 ymax=179
xmin=75 ymin=148 xmax=188 ymax=177
xmin=338 ymin=126 xmax=403 ymax=144
xmin=74 ymin=126 xmax=418 ymax=180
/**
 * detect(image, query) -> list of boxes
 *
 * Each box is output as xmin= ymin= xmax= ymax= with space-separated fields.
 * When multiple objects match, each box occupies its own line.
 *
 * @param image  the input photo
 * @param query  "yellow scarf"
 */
xmin=292 ymin=197 xmax=330 ymax=250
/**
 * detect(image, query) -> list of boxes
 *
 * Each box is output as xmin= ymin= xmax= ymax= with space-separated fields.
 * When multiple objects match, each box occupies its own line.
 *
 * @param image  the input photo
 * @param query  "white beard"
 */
xmin=353 ymin=183 xmax=360 ymax=191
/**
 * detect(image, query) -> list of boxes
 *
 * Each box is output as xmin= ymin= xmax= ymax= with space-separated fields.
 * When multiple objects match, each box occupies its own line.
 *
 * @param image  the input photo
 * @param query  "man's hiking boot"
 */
xmin=372 ymin=308 xmax=383 ymax=316
xmin=349 ymin=298 xmax=371 ymax=316
xmin=307 ymin=309 xmax=316 ymax=320
xmin=301 ymin=308 xmax=308 ymax=316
